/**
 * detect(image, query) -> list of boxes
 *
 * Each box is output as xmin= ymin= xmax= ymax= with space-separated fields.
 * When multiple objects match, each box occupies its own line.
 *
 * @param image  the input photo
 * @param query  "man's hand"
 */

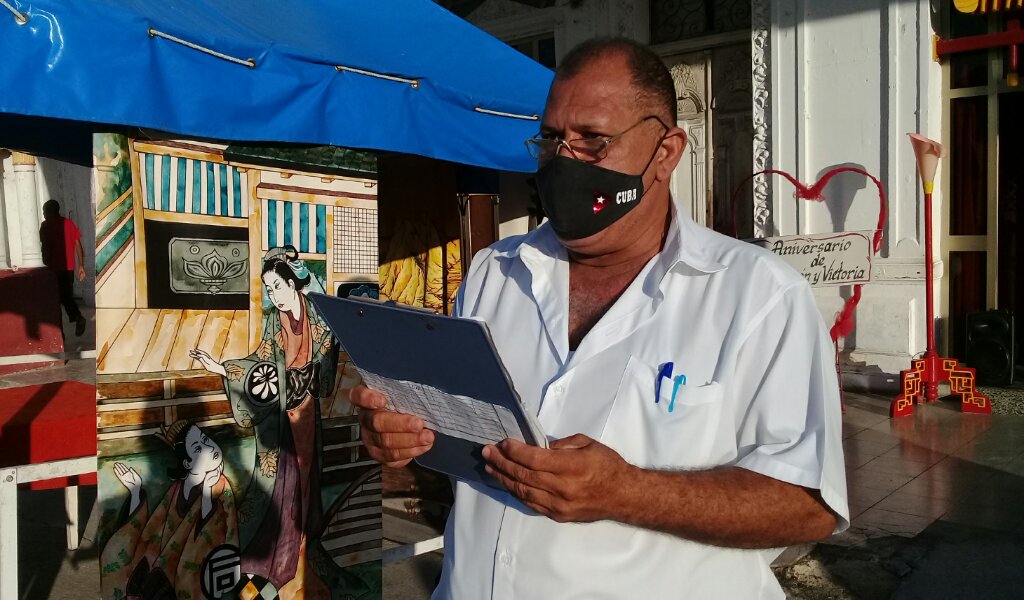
xmin=349 ymin=384 xmax=435 ymax=468
xmin=77 ymin=265 xmax=86 ymax=281
xmin=482 ymin=434 xmax=637 ymax=523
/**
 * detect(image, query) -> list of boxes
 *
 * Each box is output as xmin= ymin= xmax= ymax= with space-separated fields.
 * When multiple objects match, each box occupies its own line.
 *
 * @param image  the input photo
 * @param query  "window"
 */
xmin=333 ymin=206 xmax=379 ymax=275
xmin=650 ymin=0 xmax=751 ymax=44
xmin=510 ymin=33 xmax=556 ymax=69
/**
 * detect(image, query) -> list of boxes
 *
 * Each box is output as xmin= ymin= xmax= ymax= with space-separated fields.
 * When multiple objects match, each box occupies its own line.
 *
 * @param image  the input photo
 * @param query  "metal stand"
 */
xmin=890 ymin=191 xmax=991 ymax=417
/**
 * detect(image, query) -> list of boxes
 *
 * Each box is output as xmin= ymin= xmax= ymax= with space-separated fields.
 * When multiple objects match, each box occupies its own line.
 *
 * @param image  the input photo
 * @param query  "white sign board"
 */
xmin=750 ymin=232 xmax=873 ymax=287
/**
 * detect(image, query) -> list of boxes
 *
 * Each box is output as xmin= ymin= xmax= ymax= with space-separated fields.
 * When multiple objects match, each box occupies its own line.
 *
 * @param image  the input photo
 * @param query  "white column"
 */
xmin=0 ymin=151 xmax=10 ymax=269
xmin=12 ymin=152 xmax=43 ymax=267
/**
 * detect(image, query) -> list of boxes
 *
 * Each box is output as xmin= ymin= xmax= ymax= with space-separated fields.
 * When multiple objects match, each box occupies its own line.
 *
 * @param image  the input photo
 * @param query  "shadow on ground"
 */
xmin=775 ymin=520 xmax=1024 ymax=599
xmin=18 ymin=486 xmax=99 ymax=600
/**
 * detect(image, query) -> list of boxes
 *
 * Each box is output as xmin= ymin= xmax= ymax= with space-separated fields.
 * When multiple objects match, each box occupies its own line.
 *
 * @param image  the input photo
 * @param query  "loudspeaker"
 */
xmin=965 ymin=309 xmax=1015 ymax=386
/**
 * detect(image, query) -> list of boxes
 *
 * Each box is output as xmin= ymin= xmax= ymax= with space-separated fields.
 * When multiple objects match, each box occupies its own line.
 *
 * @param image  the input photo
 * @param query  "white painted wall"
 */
xmin=459 ymin=0 xmax=942 ymax=382
xmin=0 ymin=153 xmax=17 ymax=269
xmin=35 ymin=157 xmax=96 ymax=302
xmin=0 ymin=152 xmax=96 ymax=306
xmin=769 ymin=0 xmax=941 ymax=378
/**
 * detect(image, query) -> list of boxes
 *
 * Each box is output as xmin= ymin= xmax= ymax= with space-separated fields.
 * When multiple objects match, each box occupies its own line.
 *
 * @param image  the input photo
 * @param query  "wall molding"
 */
xmin=751 ymin=0 xmax=772 ymax=237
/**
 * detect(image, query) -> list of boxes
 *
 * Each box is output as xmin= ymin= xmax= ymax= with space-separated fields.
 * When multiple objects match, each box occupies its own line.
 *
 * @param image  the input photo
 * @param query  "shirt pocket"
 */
xmin=599 ymin=355 xmax=725 ymax=470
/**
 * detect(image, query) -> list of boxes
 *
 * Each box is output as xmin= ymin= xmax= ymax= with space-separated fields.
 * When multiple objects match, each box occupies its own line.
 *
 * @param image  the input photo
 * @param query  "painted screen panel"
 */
xmin=94 ymin=133 xmax=382 ymax=600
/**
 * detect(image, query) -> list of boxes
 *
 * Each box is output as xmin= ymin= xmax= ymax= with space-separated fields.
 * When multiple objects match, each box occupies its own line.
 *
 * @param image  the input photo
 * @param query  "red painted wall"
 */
xmin=0 ymin=268 xmax=64 ymax=376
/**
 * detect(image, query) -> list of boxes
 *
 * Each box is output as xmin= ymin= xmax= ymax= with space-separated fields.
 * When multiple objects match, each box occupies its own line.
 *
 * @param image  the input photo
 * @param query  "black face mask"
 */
xmin=536 ymin=148 xmax=659 ymax=241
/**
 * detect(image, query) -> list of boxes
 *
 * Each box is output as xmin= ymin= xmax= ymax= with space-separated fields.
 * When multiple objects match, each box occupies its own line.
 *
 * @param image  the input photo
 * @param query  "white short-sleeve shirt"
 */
xmin=433 ymin=210 xmax=849 ymax=600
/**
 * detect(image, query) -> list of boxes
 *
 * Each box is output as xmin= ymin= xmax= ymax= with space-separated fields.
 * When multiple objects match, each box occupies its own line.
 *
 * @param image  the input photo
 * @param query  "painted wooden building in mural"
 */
xmin=94 ymin=134 xmax=382 ymax=600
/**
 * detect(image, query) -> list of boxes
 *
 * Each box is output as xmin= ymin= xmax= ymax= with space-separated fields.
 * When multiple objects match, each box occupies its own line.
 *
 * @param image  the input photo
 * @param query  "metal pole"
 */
xmin=923 ymin=190 xmax=939 ymax=402
xmin=924 ymin=190 xmax=936 ymax=357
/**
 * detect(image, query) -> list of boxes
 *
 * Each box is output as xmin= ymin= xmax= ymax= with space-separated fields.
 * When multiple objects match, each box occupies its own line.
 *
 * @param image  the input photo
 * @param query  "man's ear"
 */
xmin=654 ymin=126 xmax=687 ymax=183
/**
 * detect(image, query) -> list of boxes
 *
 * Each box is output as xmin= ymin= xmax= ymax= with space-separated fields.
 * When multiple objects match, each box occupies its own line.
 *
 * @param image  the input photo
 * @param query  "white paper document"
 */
xmin=360 ymin=370 xmax=548 ymax=448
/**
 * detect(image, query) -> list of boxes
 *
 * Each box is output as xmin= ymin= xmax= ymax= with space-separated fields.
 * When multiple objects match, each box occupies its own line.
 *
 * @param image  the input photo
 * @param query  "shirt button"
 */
xmin=552 ymin=384 xmax=564 ymax=394
xmin=499 ymin=551 xmax=512 ymax=566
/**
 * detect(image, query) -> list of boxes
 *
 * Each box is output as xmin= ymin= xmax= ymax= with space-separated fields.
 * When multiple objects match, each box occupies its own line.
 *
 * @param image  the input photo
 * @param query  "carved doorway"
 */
xmin=664 ymin=44 xmax=753 ymax=238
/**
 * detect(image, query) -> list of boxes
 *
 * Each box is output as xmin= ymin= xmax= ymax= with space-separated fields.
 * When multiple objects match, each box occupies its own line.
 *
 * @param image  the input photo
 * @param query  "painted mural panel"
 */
xmin=94 ymin=133 xmax=382 ymax=600
xmin=377 ymin=155 xmax=462 ymax=317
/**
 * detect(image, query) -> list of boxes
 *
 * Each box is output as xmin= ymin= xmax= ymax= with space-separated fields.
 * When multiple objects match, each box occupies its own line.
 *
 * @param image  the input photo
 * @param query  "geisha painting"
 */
xmin=191 ymin=246 xmax=337 ymax=597
xmin=94 ymin=135 xmax=382 ymax=600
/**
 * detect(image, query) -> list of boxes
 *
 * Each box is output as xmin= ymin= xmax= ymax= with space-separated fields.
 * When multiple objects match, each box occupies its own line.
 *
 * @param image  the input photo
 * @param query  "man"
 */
xmin=39 ymin=199 xmax=87 ymax=336
xmin=352 ymin=38 xmax=848 ymax=598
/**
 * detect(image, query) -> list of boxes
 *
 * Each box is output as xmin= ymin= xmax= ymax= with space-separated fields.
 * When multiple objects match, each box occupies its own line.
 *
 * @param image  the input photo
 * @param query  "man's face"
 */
xmin=540 ymin=53 xmax=680 ymax=256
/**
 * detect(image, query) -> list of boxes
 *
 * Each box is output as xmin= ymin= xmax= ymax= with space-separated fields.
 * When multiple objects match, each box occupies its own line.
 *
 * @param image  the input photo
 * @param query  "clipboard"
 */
xmin=308 ymin=293 xmax=546 ymax=487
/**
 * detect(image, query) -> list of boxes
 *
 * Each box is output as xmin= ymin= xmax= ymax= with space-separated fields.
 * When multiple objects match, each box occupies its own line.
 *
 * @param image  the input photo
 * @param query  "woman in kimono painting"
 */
xmin=100 ymin=420 xmax=238 ymax=600
xmin=190 ymin=245 xmax=335 ymax=598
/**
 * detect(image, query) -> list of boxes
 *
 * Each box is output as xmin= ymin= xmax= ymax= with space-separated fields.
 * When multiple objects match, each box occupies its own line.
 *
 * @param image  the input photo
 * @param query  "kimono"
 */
xmin=100 ymin=475 xmax=238 ymax=600
xmin=223 ymin=293 xmax=336 ymax=594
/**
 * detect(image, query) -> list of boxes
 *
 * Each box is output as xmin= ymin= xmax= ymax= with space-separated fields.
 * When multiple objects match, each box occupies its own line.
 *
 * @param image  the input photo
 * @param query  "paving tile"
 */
xmin=979 ymin=420 xmax=1024 ymax=441
xmin=1002 ymin=456 xmax=1024 ymax=478
xmin=859 ymin=455 xmax=933 ymax=478
xmin=851 ymin=427 xmax=901 ymax=447
xmin=848 ymin=467 xmax=916 ymax=494
xmin=984 ymin=470 xmax=1024 ymax=490
xmin=939 ymin=502 xmax=1024 ymax=533
xmin=847 ymin=484 xmax=894 ymax=508
xmin=853 ymin=507 xmax=934 ymax=537
xmin=843 ymin=422 xmax=868 ymax=440
xmin=949 ymin=441 xmax=1022 ymax=468
xmin=917 ymin=459 xmax=998 ymax=484
xmin=847 ymin=503 xmax=871 ymax=520
xmin=949 ymin=482 xmax=1024 ymax=509
xmin=873 ymin=489 xmax=954 ymax=520
xmin=883 ymin=413 xmax=992 ymax=454
xmin=844 ymin=448 xmax=881 ymax=469
xmin=880 ymin=443 xmax=949 ymax=466
xmin=842 ymin=404 xmax=890 ymax=429
xmin=844 ymin=438 xmax=899 ymax=460
xmin=897 ymin=476 xmax=959 ymax=500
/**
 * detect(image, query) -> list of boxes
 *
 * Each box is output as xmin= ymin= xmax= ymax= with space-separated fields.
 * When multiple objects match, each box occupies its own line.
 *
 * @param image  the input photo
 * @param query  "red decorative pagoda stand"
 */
xmin=890 ymin=134 xmax=991 ymax=417
xmin=891 ymin=355 xmax=991 ymax=417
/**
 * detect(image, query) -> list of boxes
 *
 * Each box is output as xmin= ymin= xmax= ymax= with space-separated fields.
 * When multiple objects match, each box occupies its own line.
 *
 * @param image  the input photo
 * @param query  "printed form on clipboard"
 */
xmin=357 ymin=371 xmax=547 ymax=448
xmin=307 ymin=293 xmax=548 ymax=488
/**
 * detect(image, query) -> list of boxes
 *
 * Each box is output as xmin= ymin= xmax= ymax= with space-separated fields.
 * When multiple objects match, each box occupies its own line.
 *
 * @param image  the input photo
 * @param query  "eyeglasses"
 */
xmin=524 ymin=115 xmax=668 ymax=163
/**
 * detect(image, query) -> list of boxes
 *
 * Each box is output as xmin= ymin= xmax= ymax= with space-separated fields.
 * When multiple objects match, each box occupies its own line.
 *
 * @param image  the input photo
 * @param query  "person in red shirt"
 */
xmin=39 ymin=199 xmax=87 ymax=336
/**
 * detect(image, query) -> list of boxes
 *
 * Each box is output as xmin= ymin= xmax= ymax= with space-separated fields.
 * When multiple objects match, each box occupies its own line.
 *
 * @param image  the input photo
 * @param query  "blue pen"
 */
xmin=656 ymin=362 xmax=673 ymax=403
xmin=669 ymin=373 xmax=686 ymax=413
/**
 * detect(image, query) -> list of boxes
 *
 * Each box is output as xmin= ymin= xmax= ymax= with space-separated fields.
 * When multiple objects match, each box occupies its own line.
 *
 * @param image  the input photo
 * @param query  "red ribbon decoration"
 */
xmin=730 ymin=167 xmax=888 ymax=343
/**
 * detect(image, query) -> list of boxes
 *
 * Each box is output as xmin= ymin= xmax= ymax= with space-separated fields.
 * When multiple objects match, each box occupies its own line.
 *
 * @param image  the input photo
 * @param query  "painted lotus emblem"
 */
xmin=183 ymin=250 xmax=247 ymax=294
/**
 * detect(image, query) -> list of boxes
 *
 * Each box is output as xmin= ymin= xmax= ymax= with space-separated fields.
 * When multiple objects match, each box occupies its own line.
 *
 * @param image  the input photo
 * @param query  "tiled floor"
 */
xmin=839 ymin=391 xmax=1024 ymax=546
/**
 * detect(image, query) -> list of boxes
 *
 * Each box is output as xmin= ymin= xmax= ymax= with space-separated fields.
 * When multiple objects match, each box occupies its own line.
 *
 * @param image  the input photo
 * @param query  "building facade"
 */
xmin=452 ymin=0 xmax=1021 ymax=386
xmin=2 ymin=0 xmax=1019 ymax=383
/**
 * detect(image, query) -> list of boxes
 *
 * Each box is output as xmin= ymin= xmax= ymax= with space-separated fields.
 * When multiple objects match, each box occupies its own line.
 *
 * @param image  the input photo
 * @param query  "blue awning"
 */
xmin=0 ymin=0 xmax=553 ymax=172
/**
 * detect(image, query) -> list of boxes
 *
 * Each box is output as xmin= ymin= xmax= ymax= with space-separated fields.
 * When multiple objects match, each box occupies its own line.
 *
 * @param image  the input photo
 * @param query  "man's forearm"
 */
xmin=610 ymin=466 xmax=837 ymax=549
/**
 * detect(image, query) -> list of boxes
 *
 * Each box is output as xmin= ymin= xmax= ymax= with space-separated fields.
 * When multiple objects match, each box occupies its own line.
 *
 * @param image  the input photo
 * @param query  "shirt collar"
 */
xmin=661 ymin=203 xmax=727 ymax=275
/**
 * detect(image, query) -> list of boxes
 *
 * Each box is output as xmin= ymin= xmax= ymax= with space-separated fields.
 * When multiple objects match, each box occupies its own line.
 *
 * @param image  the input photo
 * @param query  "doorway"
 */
xmin=662 ymin=43 xmax=754 ymax=238
xmin=997 ymin=91 xmax=1023 ymax=374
